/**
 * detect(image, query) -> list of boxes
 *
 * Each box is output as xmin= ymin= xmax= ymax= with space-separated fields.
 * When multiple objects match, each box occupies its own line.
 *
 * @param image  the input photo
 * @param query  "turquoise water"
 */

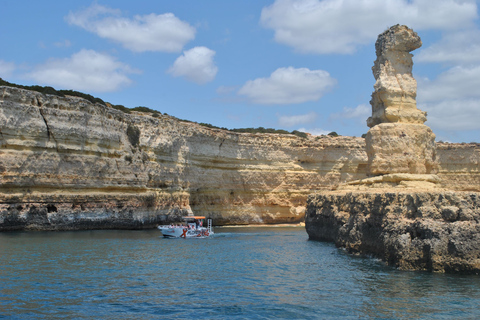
xmin=1 ymin=227 xmax=480 ymax=319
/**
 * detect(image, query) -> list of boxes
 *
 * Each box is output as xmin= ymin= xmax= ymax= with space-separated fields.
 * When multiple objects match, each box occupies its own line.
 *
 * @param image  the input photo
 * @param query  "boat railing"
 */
xmin=207 ymin=219 xmax=213 ymax=234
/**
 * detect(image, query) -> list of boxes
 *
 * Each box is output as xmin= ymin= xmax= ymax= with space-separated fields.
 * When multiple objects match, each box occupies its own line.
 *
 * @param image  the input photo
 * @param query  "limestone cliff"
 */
xmin=0 ymin=86 xmax=366 ymax=230
xmin=0 ymin=86 xmax=478 ymax=230
xmin=437 ymin=142 xmax=480 ymax=192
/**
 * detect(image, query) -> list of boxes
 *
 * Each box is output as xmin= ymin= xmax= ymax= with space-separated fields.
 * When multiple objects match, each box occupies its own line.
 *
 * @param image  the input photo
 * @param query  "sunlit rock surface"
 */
xmin=367 ymin=25 xmax=424 ymax=127
xmin=305 ymin=25 xmax=480 ymax=273
xmin=0 ymin=86 xmax=367 ymax=230
xmin=0 ymin=83 xmax=478 ymax=231
xmin=366 ymin=25 xmax=437 ymax=177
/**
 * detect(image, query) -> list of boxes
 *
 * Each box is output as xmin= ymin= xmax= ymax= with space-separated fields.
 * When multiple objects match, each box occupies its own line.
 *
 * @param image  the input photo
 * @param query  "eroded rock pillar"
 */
xmin=366 ymin=25 xmax=437 ymax=176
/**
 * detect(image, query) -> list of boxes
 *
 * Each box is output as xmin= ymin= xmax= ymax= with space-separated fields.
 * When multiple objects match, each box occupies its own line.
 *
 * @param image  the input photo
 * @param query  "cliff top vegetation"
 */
xmin=0 ymin=78 xmax=336 ymax=139
xmin=1 ymin=78 xmax=106 ymax=106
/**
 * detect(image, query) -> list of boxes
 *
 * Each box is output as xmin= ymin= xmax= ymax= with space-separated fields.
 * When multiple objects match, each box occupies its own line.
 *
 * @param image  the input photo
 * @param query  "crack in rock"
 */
xmin=38 ymin=107 xmax=59 ymax=152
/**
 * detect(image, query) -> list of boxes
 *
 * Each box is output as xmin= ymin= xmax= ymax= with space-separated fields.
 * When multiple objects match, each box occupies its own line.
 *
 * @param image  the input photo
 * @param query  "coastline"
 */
xmin=218 ymin=222 xmax=305 ymax=228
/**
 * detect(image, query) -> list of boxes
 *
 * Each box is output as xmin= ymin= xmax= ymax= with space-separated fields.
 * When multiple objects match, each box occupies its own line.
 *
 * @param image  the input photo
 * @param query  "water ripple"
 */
xmin=1 ymin=228 xmax=480 ymax=319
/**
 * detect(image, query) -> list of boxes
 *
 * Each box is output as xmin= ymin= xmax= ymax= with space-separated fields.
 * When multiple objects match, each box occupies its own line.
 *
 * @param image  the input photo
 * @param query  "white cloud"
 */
xmin=0 ymin=60 xmax=15 ymax=78
xmin=168 ymin=46 xmax=218 ymax=85
xmin=409 ymin=7 xmax=480 ymax=134
xmin=416 ymin=29 xmax=480 ymax=65
xmin=238 ymin=67 xmax=336 ymax=104
xmin=298 ymin=127 xmax=330 ymax=135
xmin=66 ymin=4 xmax=195 ymax=53
xmin=417 ymin=65 xmax=480 ymax=131
xmin=422 ymin=99 xmax=480 ymax=131
xmin=260 ymin=0 xmax=478 ymax=54
xmin=27 ymin=49 xmax=139 ymax=92
xmin=418 ymin=65 xmax=480 ymax=102
xmin=278 ymin=111 xmax=318 ymax=127
xmin=331 ymin=104 xmax=370 ymax=120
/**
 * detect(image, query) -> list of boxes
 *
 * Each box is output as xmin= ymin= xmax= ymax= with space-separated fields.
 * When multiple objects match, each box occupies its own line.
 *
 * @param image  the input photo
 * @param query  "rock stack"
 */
xmin=366 ymin=25 xmax=437 ymax=179
xmin=349 ymin=24 xmax=440 ymax=189
xmin=305 ymin=25 xmax=480 ymax=273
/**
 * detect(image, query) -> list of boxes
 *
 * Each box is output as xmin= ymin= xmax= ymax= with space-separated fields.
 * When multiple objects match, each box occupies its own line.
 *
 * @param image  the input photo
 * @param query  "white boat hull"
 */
xmin=158 ymin=226 xmax=214 ymax=238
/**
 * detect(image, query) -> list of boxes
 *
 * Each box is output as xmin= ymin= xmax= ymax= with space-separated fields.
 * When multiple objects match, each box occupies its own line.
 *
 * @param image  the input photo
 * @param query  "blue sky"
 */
xmin=1 ymin=0 xmax=479 ymax=143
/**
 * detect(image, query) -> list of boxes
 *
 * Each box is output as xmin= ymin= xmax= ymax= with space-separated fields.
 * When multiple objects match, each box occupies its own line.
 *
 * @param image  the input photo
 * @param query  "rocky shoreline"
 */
xmin=0 ymin=25 xmax=479 ymax=233
xmin=0 ymin=84 xmax=478 ymax=231
xmin=306 ymin=191 xmax=480 ymax=273
xmin=305 ymin=25 xmax=480 ymax=273
xmin=0 ymin=190 xmax=191 ymax=231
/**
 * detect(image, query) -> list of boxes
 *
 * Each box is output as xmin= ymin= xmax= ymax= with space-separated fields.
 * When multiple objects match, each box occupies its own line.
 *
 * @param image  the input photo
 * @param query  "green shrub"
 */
xmin=291 ymin=130 xmax=308 ymax=139
xmin=112 ymin=104 xmax=131 ymax=114
xmin=58 ymin=89 xmax=106 ymax=106
xmin=126 ymin=124 xmax=140 ymax=147
xmin=230 ymin=127 xmax=290 ymax=135
xmin=327 ymin=131 xmax=339 ymax=137
xmin=131 ymin=106 xmax=161 ymax=115
xmin=0 ymin=78 xmax=106 ymax=105
xmin=0 ymin=78 xmax=341 ymax=141
xmin=198 ymin=122 xmax=228 ymax=130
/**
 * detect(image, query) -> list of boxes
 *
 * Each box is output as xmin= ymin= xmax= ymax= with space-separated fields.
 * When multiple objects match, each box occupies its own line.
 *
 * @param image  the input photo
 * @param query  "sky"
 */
xmin=1 ymin=0 xmax=479 ymax=143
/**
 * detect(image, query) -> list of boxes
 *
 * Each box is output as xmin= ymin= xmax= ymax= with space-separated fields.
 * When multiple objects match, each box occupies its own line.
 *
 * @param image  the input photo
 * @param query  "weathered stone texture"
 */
xmin=0 ymin=85 xmax=478 ymax=230
xmin=437 ymin=142 xmax=480 ymax=192
xmin=367 ymin=25 xmax=424 ymax=127
xmin=0 ymin=86 xmax=366 ymax=230
xmin=366 ymin=25 xmax=437 ymax=176
xmin=305 ymin=25 xmax=480 ymax=274
xmin=366 ymin=123 xmax=437 ymax=175
xmin=306 ymin=191 xmax=480 ymax=273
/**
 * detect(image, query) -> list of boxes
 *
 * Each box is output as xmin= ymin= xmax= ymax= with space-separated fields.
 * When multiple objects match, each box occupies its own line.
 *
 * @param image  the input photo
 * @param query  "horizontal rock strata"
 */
xmin=305 ymin=191 xmax=480 ymax=273
xmin=437 ymin=142 xmax=480 ymax=192
xmin=0 ymin=86 xmax=366 ymax=230
xmin=0 ymin=86 xmax=479 ymax=230
xmin=366 ymin=25 xmax=437 ymax=177
xmin=367 ymin=25 xmax=424 ymax=127
xmin=366 ymin=123 xmax=437 ymax=175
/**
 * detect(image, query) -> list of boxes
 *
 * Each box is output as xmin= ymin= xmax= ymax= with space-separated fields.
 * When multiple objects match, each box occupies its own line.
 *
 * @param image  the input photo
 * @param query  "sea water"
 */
xmin=1 ymin=227 xmax=479 ymax=319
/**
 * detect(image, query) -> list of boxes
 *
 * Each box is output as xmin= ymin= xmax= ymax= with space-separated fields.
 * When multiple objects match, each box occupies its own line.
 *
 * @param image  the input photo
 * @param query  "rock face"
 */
xmin=0 ymin=86 xmax=366 ymax=230
xmin=305 ymin=25 xmax=480 ymax=273
xmin=366 ymin=25 xmax=437 ymax=176
xmin=0 ymin=85 xmax=478 ymax=231
xmin=367 ymin=25 xmax=424 ymax=127
xmin=366 ymin=123 xmax=437 ymax=176
xmin=437 ymin=142 xmax=480 ymax=192
xmin=306 ymin=191 xmax=480 ymax=273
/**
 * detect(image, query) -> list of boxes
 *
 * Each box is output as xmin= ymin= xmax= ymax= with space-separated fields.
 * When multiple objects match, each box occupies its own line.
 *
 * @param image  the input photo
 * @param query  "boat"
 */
xmin=157 ymin=216 xmax=214 ymax=238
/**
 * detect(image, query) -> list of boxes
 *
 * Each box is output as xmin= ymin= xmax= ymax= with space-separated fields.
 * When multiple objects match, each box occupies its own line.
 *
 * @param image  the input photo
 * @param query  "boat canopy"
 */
xmin=182 ymin=216 xmax=206 ymax=220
